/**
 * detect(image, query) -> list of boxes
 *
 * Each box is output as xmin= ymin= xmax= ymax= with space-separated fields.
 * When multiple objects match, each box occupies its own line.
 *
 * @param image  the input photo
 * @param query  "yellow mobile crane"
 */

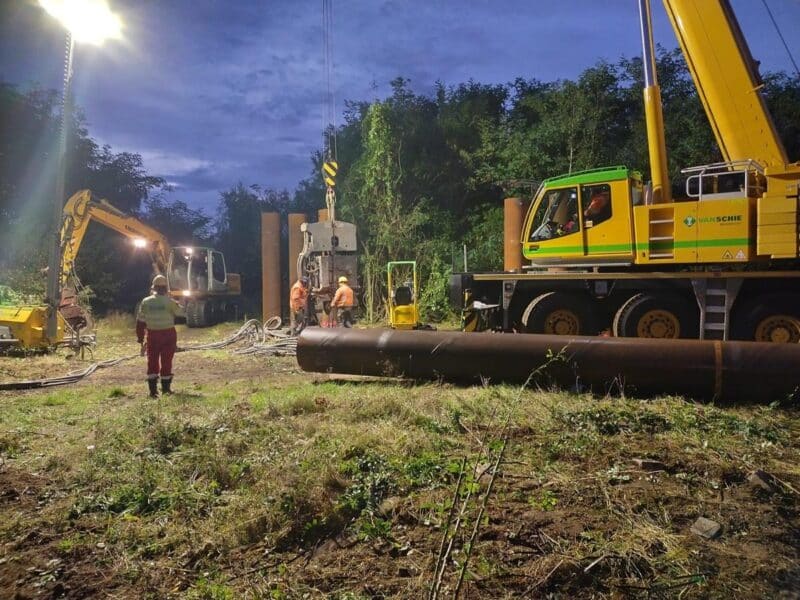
xmin=1 ymin=190 xmax=242 ymax=350
xmin=453 ymin=0 xmax=800 ymax=343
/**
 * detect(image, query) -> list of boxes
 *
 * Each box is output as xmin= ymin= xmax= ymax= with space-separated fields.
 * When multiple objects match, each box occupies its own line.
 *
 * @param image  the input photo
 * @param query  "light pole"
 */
xmin=39 ymin=0 xmax=122 ymax=340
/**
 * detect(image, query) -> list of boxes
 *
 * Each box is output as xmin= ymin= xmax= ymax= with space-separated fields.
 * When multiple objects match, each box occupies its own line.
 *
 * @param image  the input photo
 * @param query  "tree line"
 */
xmin=1 ymin=48 xmax=798 ymax=319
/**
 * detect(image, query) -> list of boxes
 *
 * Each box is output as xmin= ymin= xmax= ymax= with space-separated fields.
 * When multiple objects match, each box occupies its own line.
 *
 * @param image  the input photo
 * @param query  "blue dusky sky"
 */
xmin=2 ymin=0 xmax=799 ymax=212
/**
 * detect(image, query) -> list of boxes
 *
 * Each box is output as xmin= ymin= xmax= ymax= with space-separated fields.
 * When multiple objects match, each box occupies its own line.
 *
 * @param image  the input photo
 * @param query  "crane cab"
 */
xmin=522 ymin=166 xmax=642 ymax=267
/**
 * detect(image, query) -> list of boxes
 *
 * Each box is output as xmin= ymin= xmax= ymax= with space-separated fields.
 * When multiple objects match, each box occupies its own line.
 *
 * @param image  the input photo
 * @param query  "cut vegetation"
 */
xmin=1 ymin=322 xmax=798 ymax=598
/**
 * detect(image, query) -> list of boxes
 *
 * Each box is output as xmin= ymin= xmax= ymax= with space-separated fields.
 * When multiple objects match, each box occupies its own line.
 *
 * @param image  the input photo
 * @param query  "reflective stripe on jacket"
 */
xmin=332 ymin=284 xmax=354 ymax=307
xmin=137 ymin=293 xmax=185 ymax=331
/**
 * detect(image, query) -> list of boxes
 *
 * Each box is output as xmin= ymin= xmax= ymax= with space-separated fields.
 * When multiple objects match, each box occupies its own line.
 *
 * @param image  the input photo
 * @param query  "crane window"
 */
xmin=212 ymin=251 xmax=226 ymax=284
xmin=170 ymin=254 xmax=189 ymax=290
xmin=529 ymin=187 xmax=580 ymax=241
xmin=582 ymin=184 xmax=612 ymax=226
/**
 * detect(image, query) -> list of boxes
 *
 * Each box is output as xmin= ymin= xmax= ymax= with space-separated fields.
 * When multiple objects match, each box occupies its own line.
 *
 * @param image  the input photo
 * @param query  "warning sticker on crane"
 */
xmin=323 ymin=161 xmax=338 ymax=187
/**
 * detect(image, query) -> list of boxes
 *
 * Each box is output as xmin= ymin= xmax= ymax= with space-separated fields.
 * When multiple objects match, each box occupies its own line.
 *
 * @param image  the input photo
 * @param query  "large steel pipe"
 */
xmin=503 ymin=197 xmax=525 ymax=272
xmin=261 ymin=212 xmax=281 ymax=320
xmin=297 ymin=328 xmax=800 ymax=402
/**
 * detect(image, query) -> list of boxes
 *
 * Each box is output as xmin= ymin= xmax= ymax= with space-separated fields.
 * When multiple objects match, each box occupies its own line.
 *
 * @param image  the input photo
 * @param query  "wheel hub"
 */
xmin=637 ymin=309 xmax=680 ymax=338
xmin=755 ymin=315 xmax=800 ymax=343
xmin=544 ymin=309 xmax=580 ymax=335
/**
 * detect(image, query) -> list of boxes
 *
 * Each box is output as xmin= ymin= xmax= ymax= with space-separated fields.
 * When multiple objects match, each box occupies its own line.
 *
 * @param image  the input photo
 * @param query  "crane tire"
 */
xmin=731 ymin=294 xmax=800 ymax=343
xmin=613 ymin=293 xmax=698 ymax=339
xmin=521 ymin=292 xmax=598 ymax=336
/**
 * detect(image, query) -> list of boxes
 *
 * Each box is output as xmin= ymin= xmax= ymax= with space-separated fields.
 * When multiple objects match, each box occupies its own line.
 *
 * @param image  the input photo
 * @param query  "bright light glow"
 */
xmin=185 ymin=247 xmax=194 ymax=255
xmin=132 ymin=238 xmax=147 ymax=248
xmin=39 ymin=0 xmax=122 ymax=45
xmin=182 ymin=290 xmax=192 ymax=297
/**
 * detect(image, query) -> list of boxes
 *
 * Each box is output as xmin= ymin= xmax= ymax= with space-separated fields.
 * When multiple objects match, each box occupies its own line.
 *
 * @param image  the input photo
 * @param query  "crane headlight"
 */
xmin=133 ymin=238 xmax=147 ymax=248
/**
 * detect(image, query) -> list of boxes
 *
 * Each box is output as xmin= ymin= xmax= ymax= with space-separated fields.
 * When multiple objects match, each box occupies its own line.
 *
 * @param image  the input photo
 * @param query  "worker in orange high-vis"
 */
xmin=289 ymin=276 xmax=310 ymax=335
xmin=330 ymin=275 xmax=355 ymax=328
xmin=136 ymin=274 xmax=185 ymax=397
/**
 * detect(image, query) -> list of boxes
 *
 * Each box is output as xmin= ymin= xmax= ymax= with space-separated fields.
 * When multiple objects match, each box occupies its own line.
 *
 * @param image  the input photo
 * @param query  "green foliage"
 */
xmin=418 ymin=254 xmax=452 ymax=321
xmin=528 ymin=489 xmax=558 ymax=511
xmin=339 ymin=452 xmax=393 ymax=514
xmin=556 ymin=406 xmax=671 ymax=436
xmin=188 ymin=577 xmax=235 ymax=600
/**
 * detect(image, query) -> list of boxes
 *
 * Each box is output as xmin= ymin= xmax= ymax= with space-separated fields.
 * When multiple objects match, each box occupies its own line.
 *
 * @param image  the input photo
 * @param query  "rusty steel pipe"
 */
xmin=296 ymin=328 xmax=800 ymax=402
xmin=503 ymin=197 xmax=525 ymax=272
xmin=261 ymin=212 xmax=281 ymax=320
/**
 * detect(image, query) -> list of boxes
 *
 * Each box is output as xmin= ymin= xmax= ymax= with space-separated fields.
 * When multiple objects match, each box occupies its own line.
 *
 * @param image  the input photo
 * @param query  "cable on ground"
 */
xmin=0 ymin=319 xmax=297 ymax=391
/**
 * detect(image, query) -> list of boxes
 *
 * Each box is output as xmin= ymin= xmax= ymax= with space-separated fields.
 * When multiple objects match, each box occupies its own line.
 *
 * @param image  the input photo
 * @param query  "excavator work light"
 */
xmin=132 ymin=238 xmax=147 ymax=248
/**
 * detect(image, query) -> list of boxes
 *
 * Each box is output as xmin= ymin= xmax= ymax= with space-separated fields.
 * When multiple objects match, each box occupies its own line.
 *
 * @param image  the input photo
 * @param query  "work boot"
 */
xmin=148 ymin=378 xmax=159 ymax=398
xmin=161 ymin=377 xmax=173 ymax=395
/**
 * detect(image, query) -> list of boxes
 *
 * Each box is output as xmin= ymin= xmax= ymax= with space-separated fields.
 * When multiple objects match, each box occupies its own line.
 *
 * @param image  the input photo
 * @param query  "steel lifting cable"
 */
xmin=322 ymin=0 xmax=337 ymax=162
xmin=761 ymin=0 xmax=800 ymax=78
xmin=0 ymin=319 xmax=298 ymax=391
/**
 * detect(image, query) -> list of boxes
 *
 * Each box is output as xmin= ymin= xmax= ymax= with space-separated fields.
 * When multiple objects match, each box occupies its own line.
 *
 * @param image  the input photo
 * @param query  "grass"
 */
xmin=1 ymin=319 xmax=799 ymax=598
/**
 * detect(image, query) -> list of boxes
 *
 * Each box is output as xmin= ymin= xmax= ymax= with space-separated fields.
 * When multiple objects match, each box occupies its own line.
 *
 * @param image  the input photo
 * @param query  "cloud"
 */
xmin=137 ymin=151 xmax=214 ymax=177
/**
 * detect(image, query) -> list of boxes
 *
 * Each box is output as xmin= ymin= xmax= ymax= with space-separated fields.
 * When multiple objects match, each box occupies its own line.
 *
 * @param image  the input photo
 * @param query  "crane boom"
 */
xmin=662 ymin=0 xmax=790 ymax=171
xmin=59 ymin=189 xmax=171 ymax=285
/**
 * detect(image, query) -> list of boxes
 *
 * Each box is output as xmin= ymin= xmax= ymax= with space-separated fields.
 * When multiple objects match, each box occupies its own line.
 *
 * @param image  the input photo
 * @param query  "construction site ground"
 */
xmin=1 ymin=317 xmax=799 ymax=599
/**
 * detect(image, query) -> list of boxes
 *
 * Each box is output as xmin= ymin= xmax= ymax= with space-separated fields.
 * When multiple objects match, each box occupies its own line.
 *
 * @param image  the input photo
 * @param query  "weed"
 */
xmin=340 ymin=452 xmax=393 ymax=514
xmin=188 ymin=576 xmax=234 ymax=600
xmin=556 ymin=406 xmax=671 ymax=436
xmin=356 ymin=516 xmax=392 ymax=541
xmin=0 ymin=432 xmax=22 ymax=458
xmin=402 ymin=451 xmax=453 ymax=487
xmin=528 ymin=489 xmax=558 ymax=511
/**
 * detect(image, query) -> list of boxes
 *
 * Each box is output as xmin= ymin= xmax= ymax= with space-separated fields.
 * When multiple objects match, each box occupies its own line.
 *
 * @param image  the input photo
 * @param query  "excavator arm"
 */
xmin=59 ymin=189 xmax=171 ymax=286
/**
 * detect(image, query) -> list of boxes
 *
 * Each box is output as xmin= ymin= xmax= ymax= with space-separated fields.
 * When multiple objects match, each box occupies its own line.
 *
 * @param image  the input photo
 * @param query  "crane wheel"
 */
xmin=731 ymin=294 xmax=800 ymax=343
xmin=613 ymin=293 xmax=699 ymax=339
xmin=522 ymin=292 xmax=597 ymax=336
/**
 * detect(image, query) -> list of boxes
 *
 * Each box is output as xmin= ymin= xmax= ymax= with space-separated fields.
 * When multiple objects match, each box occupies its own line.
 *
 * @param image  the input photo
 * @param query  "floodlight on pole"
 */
xmin=39 ymin=0 xmax=122 ymax=46
xmin=40 ymin=0 xmax=122 ymax=340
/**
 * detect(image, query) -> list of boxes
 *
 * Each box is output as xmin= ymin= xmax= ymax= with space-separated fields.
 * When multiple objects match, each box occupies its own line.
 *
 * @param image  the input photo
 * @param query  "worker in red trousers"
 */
xmin=136 ymin=275 xmax=185 ymax=397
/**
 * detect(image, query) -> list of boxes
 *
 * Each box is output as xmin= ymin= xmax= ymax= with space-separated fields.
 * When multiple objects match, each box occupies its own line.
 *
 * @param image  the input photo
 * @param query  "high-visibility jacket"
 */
xmin=137 ymin=293 xmax=184 ymax=332
xmin=332 ymin=284 xmax=354 ymax=308
xmin=290 ymin=281 xmax=308 ymax=312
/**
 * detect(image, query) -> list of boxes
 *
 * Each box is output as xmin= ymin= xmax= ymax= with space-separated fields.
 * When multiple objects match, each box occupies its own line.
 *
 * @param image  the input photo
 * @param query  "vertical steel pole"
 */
xmin=46 ymin=32 xmax=74 ymax=340
xmin=638 ymin=0 xmax=671 ymax=204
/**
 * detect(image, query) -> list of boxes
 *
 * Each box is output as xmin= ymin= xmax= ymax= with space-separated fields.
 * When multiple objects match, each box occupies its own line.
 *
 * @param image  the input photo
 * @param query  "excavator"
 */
xmin=1 ymin=190 xmax=241 ymax=350
xmin=452 ymin=0 xmax=800 ymax=343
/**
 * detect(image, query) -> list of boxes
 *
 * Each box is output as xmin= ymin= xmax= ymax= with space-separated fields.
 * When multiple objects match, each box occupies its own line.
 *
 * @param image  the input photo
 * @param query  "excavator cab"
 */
xmin=167 ymin=247 xmax=237 ymax=296
xmin=166 ymin=247 xmax=242 ymax=327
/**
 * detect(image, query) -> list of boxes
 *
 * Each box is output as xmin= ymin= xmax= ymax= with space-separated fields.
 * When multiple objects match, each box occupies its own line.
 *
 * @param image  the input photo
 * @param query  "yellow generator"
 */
xmin=0 ymin=305 xmax=65 ymax=351
xmin=387 ymin=261 xmax=420 ymax=330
